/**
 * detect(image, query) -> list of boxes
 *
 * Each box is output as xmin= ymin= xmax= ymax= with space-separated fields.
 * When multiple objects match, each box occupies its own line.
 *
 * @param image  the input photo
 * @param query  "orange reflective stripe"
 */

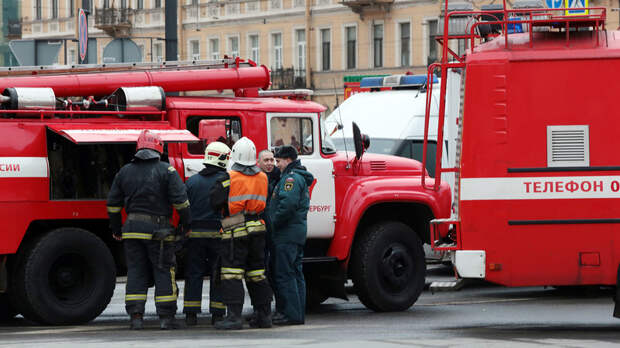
xmin=228 ymin=170 xmax=268 ymax=216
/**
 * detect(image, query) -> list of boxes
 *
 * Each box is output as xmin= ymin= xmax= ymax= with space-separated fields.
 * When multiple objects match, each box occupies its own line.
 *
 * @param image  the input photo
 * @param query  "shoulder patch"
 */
xmin=168 ymin=166 xmax=176 ymax=172
xmin=286 ymin=177 xmax=295 ymax=182
xmin=284 ymin=182 xmax=294 ymax=191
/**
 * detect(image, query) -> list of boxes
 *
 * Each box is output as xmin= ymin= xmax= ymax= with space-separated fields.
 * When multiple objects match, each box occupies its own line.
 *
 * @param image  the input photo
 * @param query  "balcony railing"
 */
xmin=270 ymin=67 xmax=306 ymax=90
xmin=95 ymin=8 xmax=134 ymax=38
xmin=340 ymin=0 xmax=394 ymax=15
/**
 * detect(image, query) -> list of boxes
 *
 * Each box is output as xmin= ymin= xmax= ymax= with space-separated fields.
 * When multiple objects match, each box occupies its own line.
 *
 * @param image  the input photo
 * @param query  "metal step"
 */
xmin=429 ymin=278 xmax=466 ymax=293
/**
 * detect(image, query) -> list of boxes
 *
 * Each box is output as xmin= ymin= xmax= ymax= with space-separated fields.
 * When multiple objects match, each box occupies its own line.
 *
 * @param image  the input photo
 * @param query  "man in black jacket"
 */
xmin=107 ymin=130 xmax=192 ymax=330
xmin=183 ymin=141 xmax=231 ymax=326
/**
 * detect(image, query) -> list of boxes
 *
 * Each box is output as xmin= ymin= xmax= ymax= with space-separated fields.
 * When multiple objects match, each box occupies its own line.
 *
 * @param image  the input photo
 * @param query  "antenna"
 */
xmin=333 ymin=79 xmax=350 ymax=169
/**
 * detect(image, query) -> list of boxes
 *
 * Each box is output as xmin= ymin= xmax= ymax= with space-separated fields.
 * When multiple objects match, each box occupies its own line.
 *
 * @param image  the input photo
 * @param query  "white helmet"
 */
xmin=203 ymin=141 xmax=231 ymax=169
xmin=230 ymin=137 xmax=257 ymax=166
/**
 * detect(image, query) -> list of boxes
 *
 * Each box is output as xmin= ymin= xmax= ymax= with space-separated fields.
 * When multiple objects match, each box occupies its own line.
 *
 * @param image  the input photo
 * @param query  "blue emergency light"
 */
xmin=359 ymin=74 xmax=438 ymax=88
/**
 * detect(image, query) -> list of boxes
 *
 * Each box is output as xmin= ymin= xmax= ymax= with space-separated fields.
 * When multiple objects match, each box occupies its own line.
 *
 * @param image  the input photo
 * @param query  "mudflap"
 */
xmin=303 ymin=257 xmax=348 ymax=301
xmin=614 ymin=264 xmax=620 ymax=319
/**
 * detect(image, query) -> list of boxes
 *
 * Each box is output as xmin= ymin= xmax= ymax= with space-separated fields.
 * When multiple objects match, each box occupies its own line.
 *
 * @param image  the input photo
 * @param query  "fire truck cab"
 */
xmin=0 ymin=60 xmax=451 ymax=324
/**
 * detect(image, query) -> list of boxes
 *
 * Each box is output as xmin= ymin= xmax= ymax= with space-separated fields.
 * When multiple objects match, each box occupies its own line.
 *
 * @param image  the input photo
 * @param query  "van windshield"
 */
xmin=331 ymin=137 xmax=437 ymax=177
xmin=331 ymin=137 xmax=402 ymax=155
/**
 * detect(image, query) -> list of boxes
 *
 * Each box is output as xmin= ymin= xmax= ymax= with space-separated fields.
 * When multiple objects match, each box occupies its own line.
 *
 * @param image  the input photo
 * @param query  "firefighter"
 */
xmin=210 ymin=137 xmax=273 ymax=330
xmin=183 ymin=141 xmax=231 ymax=326
xmin=107 ymin=130 xmax=191 ymax=330
xmin=269 ymin=145 xmax=314 ymax=326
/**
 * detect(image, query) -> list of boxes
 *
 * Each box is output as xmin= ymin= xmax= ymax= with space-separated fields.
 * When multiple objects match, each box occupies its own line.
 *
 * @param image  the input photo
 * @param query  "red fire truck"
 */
xmin=0 ymin=59 xmax=451 ymax=324
xmin=427 ymin=1 xmax=620 ymax=307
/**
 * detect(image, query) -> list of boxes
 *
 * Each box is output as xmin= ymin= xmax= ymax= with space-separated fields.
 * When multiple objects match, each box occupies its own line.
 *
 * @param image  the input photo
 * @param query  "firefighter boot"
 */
xmin=130 ymin=313 xmax=144 ymax=330
xmin=249 ymin=304 xmax=272 ymax=328
xmin=186 ymin=313 xmax=198 ymax=326
xmin=159 ymin=315 xmax=178 ymax=330
xmin=211 ymin=314 xmax=224 ymax=326
xmin=214 ymin=304 xmax=243 ymax=330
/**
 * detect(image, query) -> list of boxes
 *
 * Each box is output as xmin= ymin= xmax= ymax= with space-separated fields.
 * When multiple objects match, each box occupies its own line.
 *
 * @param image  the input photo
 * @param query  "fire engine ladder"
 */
xmin=0 ymin=57 xmax=255 ymax=77
xmin=421 ymin=0 xmax=607 ymax=252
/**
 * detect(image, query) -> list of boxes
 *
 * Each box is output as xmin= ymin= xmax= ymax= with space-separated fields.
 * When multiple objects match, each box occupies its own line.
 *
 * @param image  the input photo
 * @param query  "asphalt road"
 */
xmin=1 ymin=265 xmax=620 ymax=347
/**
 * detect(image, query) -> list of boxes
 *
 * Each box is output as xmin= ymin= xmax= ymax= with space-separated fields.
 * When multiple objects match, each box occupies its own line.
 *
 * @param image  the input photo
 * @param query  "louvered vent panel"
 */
xmin=547 ymin=125 xmax=589 ymax=167
xmin=370 ymin=161 xmax=387 ymax=171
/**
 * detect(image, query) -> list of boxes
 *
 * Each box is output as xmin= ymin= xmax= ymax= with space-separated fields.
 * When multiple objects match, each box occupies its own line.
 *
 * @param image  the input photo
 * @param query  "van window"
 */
xmin=270 ymin=117 xmax=313 ymax=155
xmin=411 ymin=140 xmax=437 ymax=177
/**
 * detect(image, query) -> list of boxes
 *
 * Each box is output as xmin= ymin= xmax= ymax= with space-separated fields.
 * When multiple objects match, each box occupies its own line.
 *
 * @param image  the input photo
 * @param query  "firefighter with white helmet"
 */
xmin=183 ymin=141 xmax=231 ymax=326
xmin=210 ymin=136 xmax=273 ymax=330
xmin=107 ymin=130 xmax=192 ymax=330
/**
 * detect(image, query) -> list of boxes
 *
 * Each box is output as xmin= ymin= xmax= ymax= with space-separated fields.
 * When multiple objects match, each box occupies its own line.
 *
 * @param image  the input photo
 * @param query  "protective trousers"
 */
xmin=219 ymin=221 xmax=272 ymax=307
xmin=124 ymin=239 xmax=178 ymax=316
xmin=273 ymin=242 xmax=305 ymax=323
xmin=183 ymin=235 xmax=225 ymax=317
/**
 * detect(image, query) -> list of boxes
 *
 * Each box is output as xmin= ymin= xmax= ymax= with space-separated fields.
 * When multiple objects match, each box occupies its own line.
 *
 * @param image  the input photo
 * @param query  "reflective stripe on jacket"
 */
xmin=227 ymin=170 xmax=268 ymax=216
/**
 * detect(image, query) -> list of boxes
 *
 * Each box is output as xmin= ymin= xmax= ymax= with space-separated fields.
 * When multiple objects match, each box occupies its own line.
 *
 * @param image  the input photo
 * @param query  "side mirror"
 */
xmin=352 ymin=122 xmax=370 ymax=160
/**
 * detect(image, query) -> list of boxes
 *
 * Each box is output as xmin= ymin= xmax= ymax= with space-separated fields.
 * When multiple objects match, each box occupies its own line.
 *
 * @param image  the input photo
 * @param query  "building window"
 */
xmin=321 ymin=28 xmax=330 ymax=71
xmin=189 ymin=40 xmax=200 ymax=60
xmin=137 ymin=0 xmax=144 ymax=9
xmin=346 ymin=26 xmax=356 ymax=70
xmin=296 ymin=29 xmax=306 ymax=70
xmin=138 ymin=44 xmax=145 ymax=62
xmin=103 ymin=0 xmax=110 ymax=8
xmin=246 ymin=1 xmax=259 ymax=12
xmin=226 ymin=2 xmax=240 ymax=15
xmin=400 ymin=22 xmax=410 ymax=67
xmin=121 ymin=0 xmax=128 ymax=8
xmin=458 ymin=39 xmax=468 ymax=57
xmin=270 ymin=0 xmax=282 ymax=9
xmin=154 ymin=42 xmax=163 ymax=62
xmin=69 ymin=48 xmax=76 ymax=64
xmin=428 ymin=19 xmax=438 ymax=64
xmin=69 ymin=0 xmax=74 ymax=16
xmin=228 ymin=37 xmax=239 ymax=58
xmin=51 ymin=0 xmax=58 ymax=19
xmin=210 ymin=38 xmax=220 ymax=59
xmin=249 ymin=35 xmax=259 ymax=63
xmin=155 ymin=0 xmax=162 ymax=8
xmin=293 ymin=0 xmax=305 ymax=7
xmin=272 ymin=33 xmax=282 ymax=70
xmin=373 ymin=23 xmax=383 ymax=68
xmin=35 ymin=0 xmax=42 ymax=20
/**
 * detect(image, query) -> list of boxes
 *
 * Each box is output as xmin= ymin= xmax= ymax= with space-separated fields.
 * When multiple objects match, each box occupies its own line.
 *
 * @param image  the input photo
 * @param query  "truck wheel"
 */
xmin=20 ymin=228 xmax=116 ymax=324
xmin=351 ymin=221 xmax=425 ymax=312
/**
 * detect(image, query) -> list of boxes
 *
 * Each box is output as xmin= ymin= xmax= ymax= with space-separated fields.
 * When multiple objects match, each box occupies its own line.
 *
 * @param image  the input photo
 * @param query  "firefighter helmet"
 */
xmin=203 ymin=141 xmax=231 ymax=169
xmin=136 ymin=130 xmax=164 ymax=154
xmin=230 ymin=137 xmax=257 ymax=166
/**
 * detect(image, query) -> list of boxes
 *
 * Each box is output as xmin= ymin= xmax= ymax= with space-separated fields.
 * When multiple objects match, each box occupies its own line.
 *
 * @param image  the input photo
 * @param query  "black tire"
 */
xmin=351 ymin=221 xmax=426 ymax=312
xmin=0 ymin=293 xmax=17 ymax=322
xmin=19 ymin=228 xmax=116 ymax=325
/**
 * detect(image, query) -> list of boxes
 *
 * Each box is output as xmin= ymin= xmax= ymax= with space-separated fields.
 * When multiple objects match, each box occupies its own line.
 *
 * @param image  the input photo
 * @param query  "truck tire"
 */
xmin=351 ymin=221 xmax=425 ymax=312
xmin=19 ymin=228 xmax=116 ymax=324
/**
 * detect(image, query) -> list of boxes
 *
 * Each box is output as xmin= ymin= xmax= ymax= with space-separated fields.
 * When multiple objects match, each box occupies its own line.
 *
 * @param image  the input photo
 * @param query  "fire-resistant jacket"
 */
xmin=186 ymin=165 xmax=225 ymax=233
xmin=268 ymin=160 xmax=314 ymax=245
xmin=210 ymin=165 xmax=268 ymax=218
xmin=106 ymin=149 xmax=191 ymax=239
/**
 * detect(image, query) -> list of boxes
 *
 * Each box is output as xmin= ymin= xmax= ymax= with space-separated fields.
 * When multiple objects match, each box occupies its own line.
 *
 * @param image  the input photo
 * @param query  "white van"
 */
xmin=326 ymin=70 xmax=462 ymax=194
xmin=325 ymin=70 xmax=462 ymax=261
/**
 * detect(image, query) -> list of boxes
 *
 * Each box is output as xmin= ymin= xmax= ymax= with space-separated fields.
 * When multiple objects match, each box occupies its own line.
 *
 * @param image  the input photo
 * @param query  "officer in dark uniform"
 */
xmin=183 ymin=141 xmax=231 ymax=326
xmin=107 ymin=130 xmax=191 ymax=330
xmin=269 ymin=145 xmax=314 ymax=326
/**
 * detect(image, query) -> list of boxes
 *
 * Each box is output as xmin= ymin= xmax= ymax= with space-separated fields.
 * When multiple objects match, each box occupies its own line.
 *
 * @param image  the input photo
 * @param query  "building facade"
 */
xmin=16 ymin=0 xmax=620 ymax=108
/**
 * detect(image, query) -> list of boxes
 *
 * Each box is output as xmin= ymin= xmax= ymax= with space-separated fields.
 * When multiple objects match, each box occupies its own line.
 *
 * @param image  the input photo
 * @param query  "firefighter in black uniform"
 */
xmin=107 ymin=130 xmax=192 ymax=330
xmin=210 ymin=137 xmax=273 ymax=330
xmin=183 ymin=141 xmax=231 ymax=326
